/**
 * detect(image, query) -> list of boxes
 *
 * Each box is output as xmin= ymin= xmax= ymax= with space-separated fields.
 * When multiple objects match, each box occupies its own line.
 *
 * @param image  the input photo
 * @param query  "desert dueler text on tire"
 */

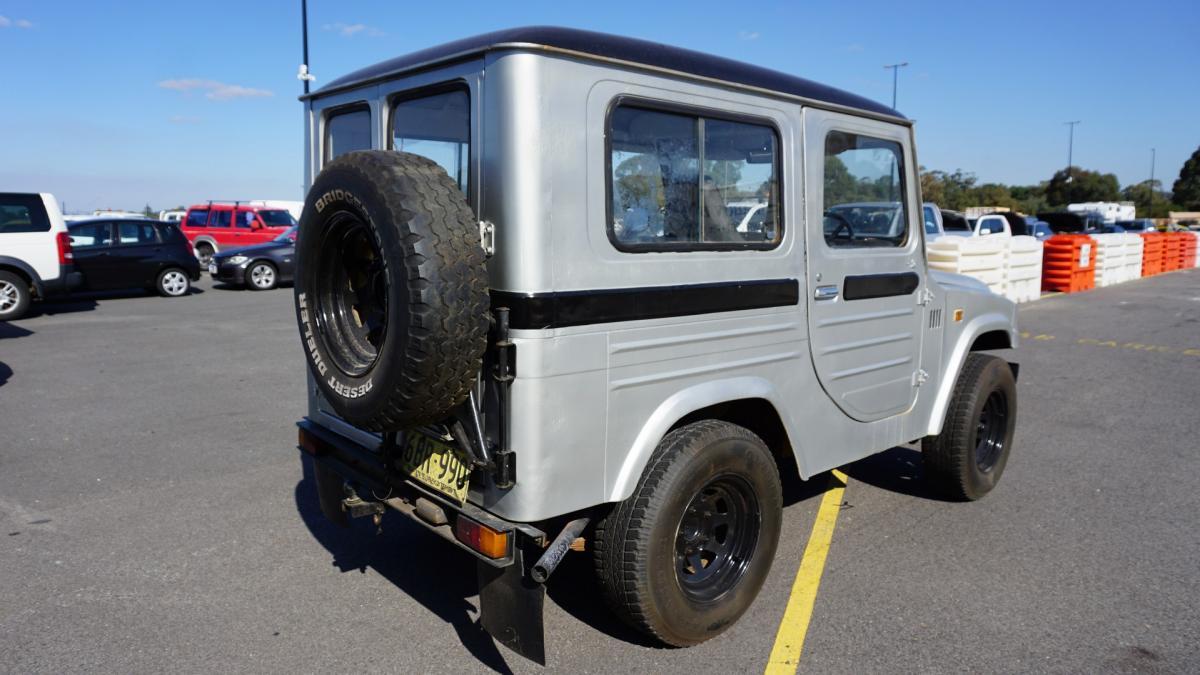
xmin=294 ymin=150 xmax=489 ymax=431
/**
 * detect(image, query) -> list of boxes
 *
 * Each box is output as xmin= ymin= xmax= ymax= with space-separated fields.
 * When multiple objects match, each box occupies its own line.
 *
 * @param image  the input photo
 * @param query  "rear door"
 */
xmin=69 ymin=221 xmax=118 ymax=289
xmin=804 ymin=109 xmax=925 ymax=422
xmin=113 ymin=221 xmax=163 ymax=287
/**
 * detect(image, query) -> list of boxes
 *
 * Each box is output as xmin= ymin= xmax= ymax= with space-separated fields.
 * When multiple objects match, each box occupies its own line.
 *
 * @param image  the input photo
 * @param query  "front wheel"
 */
xmin=593 ymin=420 xmax=782 ymax=646
xmin=246 ymin=261 xmax=277 ymax=291
xmin=157 ymin=268 xmax=191 ymax=297
xmin=922 ymin=353 xmax=1017 ymax=500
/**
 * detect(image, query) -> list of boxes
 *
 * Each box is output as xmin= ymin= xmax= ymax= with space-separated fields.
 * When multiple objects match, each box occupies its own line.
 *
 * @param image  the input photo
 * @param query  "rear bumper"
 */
xmin=296 ymin=418 xmax=547 ymax=568
xmin=39 ymin=266 xmax=83 ymax=297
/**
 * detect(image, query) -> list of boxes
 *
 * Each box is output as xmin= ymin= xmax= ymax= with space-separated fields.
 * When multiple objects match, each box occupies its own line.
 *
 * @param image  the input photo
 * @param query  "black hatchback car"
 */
xmin=68 ymin=219 xmax=201 ymax=296
xmin=209 ymin=225 xmax=296 ymax=290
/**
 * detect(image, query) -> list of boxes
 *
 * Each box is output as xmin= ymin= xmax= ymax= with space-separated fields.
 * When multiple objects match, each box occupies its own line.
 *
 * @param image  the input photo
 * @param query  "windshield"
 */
xmin=258 ymin=210 xmax=297 ymax=227
xmin=273 ymin=225 xmax=298 ymax=243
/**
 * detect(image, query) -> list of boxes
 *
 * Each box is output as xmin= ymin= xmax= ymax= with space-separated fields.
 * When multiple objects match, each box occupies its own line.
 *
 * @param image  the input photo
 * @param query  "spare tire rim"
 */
xmin=314 ymin=211 xmax=388 ymax=377
xmin=0 ymin=280 xmax=17 ymax=313
xmin=675 ymin=474 xmax=760 ymax=603
xmin=974 ymin=390 xmax=1008 ymax=473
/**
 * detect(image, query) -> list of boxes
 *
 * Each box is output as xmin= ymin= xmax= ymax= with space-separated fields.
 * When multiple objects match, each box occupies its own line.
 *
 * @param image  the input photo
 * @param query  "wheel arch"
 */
xmin=191 ymin=236 xmax=219 ymax=252
xmin=607 ymin=377 xmax=808 ymax=503
xmin=0 ymin=256 xmax=44 ymax=297
xmin=926 ymin=312 xmax=1017 ymax=437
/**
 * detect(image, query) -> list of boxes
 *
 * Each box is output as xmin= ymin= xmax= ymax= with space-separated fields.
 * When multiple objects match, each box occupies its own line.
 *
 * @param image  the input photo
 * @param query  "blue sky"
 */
xmin=1 ymin=0 xmax=1196 ymax=212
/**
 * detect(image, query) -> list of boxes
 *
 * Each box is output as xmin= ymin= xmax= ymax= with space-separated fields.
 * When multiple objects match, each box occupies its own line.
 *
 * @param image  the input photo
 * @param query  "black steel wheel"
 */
xmin=311 ymin=216 xmax=387 ymax=376
xmin=675 ymin=475 xmax=760 ymax=602
xmin=923 ymin=353 xmax=1017 ymax=500
xmin=594 ymin=420 xmax=782 ymax=646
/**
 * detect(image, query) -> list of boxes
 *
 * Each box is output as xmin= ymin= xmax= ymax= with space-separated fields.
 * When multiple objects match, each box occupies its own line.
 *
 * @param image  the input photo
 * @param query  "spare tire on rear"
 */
xmin=294 ymin=150 xmax=489 ymax=431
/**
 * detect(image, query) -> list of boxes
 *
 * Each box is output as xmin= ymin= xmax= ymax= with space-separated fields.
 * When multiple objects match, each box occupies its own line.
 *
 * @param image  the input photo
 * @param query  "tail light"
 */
xmin=454 ymin=516 xmax=509 ymax=559
xmin=56 ymin=231 xmax=74 ymax=264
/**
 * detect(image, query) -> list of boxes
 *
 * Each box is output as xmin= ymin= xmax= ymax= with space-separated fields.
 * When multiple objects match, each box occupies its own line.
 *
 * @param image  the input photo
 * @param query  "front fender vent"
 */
xmin=929 ymin=308 xmax=943 ymax=330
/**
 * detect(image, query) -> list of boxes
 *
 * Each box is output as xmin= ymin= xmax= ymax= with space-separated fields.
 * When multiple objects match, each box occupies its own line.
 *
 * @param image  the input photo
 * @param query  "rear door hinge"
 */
xmin=479 ymin=220 xmax=495 ymax=257
xmin=912 ymin=369 xmax=930 ymax=386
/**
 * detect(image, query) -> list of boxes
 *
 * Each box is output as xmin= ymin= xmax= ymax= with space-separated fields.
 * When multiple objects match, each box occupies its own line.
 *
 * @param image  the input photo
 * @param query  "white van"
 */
xmin=0 ymin=192 xmax=82 ymax=319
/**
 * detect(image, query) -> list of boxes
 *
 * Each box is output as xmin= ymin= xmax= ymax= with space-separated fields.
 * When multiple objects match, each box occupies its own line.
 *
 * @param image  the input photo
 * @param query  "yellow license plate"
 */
xmin=400 ymin=433 xmax=471 ymax=504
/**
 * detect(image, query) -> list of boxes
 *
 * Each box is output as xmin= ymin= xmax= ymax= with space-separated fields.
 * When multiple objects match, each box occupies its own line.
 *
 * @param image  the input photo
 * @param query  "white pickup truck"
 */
xmin=0 ymin=192 xmax=82 ymax=320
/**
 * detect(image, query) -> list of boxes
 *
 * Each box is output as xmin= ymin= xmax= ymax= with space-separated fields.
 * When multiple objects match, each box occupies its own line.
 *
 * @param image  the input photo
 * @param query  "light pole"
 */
xmin=1148 ymin=147 xmax=1156 ymax=218
xmin=883 ymin=62 xmax=908 ymax=109
xmin=297 ymin=0 xmax=315 ymax=94
xmin=1064 ymin=120 xmax=1081 ymax=181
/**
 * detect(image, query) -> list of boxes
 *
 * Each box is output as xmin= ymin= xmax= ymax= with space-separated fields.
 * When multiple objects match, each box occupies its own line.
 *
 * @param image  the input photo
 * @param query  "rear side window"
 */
xmin=157 ymin=224 xmax=186 ymax=244
xmin=391 ymin=87 xmax=470 ymax=193
xmin=607 ymin=103 xmax=781 ymax=251
xmin=118 ymin=222 xmax=159 ymax=244
xmin=326 ymin=107 xmax=372 ymax=162
xmin=69 ymin=222 xmax=113 ymax=248
xmin=0 ymin=193 xmax=51 ymax=233
xmin=210 ymin=210 xmax=232 ymax=228
xmin=822 ymin=131 xmax=909 ymax=248
xmin=186 ymin=209 xmax=209 ymax=228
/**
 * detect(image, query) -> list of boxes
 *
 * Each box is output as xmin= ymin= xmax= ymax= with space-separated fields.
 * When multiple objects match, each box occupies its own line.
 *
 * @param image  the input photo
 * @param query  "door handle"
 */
xmin=814 ymin=284 xmax=839 ymax=300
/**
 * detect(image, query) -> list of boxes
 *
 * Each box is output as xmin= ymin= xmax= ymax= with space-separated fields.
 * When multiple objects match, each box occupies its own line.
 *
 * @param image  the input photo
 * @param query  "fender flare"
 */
xmin=607 ymin=376 xmax=807 ymax=503
xmin=925 ymin=312 xmax=1018 ymax=436
xmin=191 ymin=236 xmax=219 ymax=253
xmin=0 ymin=256 xmax=44 ymax=296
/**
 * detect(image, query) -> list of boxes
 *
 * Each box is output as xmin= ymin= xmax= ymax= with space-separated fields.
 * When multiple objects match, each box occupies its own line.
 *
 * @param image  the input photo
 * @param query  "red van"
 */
xmin=179 ymin=202 xmax=297 ymax=265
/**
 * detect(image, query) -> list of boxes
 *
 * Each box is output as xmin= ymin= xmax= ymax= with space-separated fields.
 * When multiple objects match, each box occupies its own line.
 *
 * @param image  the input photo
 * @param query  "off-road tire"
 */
xmin=922 ymin=353 xmax=1017 ymax=500
xmin=294 ymin=150 xmax=489 ymax=431
xmin=593 ymin=420 xmax=783 ymax=646
xmin=0 ymin=270 xmax=31 ymax=320
xmin=156 ymin=268 xmax=191 ymax=297
xmin=247 ymin=261 xmax=277 ymax=291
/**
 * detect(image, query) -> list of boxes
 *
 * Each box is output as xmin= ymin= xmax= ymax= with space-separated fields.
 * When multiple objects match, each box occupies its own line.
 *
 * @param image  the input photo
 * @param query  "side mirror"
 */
xmin=980 ymin=228 xmax=991 ymax=235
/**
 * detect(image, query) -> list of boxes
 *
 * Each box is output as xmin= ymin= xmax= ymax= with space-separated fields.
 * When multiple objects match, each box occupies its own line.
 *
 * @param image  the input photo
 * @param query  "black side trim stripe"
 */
xmin=842 ymin=272 xmax=920 ymax=301
xmin=492 ymin=278 xmax=799 ymax=330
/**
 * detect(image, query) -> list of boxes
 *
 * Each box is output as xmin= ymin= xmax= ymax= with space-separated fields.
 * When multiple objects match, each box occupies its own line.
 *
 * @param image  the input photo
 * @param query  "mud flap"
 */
xmin=477 ymin=547 xmax=546 ymax=665
xmin=313 ymin=459 xmax=350 ymax=528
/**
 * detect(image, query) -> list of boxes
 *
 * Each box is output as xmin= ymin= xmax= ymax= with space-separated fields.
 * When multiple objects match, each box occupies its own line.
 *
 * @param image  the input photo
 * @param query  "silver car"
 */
xmin=291 ymin=26 xmax=1019 ymax=663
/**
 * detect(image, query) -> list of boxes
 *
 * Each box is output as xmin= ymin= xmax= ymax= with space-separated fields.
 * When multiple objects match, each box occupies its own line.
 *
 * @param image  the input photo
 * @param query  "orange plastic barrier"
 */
xmin=1042 ymin=234 xmax=1096 ymax=293
xmin=1176 ymin=232 xmax=1197 ymax=269
xmin=1162 ymin=233 xmax=1182 ymax=272
xmin=1141 ymin=233 xmax=1164 ymax=276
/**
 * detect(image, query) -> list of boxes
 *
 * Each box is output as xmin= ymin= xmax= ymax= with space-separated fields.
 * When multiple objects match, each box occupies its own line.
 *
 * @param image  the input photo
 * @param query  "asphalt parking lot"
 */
xmin=2 ymin=271 xmax=1198 ymax=674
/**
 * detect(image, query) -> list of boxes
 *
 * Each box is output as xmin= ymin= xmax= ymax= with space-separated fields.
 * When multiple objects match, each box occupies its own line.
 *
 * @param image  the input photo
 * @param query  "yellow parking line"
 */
xmin=764 ymin=469 xmax=848 ymax=675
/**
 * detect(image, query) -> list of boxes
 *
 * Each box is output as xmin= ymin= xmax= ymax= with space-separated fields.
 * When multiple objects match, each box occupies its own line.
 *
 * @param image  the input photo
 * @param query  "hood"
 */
xmin=215 ymin=241 xmax=293 ymax=258
xmin=930 ymin=269 xmax=991 ymax=294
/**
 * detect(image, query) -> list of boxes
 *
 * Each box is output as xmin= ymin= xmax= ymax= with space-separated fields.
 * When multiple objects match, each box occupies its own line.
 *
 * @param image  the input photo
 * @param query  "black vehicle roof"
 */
xmin=311 ymin=26 xmax=902 ymax=119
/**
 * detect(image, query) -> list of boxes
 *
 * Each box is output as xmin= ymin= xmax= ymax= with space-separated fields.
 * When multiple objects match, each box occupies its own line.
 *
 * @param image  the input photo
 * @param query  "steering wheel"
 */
xmin=824 ymin=211 xmax=855 ymax=241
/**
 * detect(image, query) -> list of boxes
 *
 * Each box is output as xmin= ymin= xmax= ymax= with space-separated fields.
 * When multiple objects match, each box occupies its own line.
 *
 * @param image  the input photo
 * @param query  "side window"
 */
xmin=235 ymin=210 xmax=257 ymax=229
xmin=69 ymin=222 xmax=113 ymax=248
xmin=185 ymin=210 xmax=209 ymax=228
xmin=391 ymin=88 xmax=470 ymax=193
xmin=608 ymin=104 xmax=781 ymax=251
xmin=0 ymin=193 xmax=51 ymax=233
xmin=325 ymin=107 xmax=372 ymax=163
xmin=210 ymin=210 xmax=232 ymax=228
xmin=118 ymin=222 xmax=159 ymax=244
xmin=822 ymin=131 xmax=908 ymax=248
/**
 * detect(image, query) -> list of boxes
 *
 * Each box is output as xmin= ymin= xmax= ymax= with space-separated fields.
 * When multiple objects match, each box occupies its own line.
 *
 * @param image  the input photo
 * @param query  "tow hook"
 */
xmin=531 ymin=517 xmax=589 ymax=583
xmin=341 ymin=494 xmax=386 ymax=533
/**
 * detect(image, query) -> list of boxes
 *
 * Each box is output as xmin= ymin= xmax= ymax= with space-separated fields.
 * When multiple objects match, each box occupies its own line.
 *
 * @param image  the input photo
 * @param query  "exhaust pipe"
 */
xmin=531 ymin=516 xmax=589 ymax=583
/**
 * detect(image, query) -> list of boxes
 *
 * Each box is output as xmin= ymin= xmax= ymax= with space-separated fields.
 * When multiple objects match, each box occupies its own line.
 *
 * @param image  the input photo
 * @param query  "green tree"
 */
xmin=919 ymin=168 xmax=978 ymax=210
xmin=975 ymin=183 xmax=1020 ymax=211
xmin=1044 ymin=167 xmax=1120 ymax=207
xmin=1172 ymin=146 xmax=1200 ymax=210
xmin=1121 ymin=180 xmax=1176 ymax=218
xmin=1010 ymin=183 xmax=1049 ymax=215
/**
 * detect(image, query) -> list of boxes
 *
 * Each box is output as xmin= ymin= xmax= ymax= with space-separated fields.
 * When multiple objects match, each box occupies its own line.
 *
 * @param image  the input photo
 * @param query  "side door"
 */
xmin=234 ymin=208 xmax=263 ymax=244
xmin=113 ymin=221 xmax=163 ymax=287
xmin=68 ymin=221 xmax=118 ymax=289
xmin=804 ymin=109 xmax=925 ymax=422
xmin=208 ymin=207 xmax=233 ymax=247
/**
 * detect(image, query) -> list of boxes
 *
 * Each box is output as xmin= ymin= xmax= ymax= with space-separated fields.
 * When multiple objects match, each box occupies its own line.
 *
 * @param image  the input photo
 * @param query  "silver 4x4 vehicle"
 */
xmin=293 ymin=27 xmax=1019 ymax=663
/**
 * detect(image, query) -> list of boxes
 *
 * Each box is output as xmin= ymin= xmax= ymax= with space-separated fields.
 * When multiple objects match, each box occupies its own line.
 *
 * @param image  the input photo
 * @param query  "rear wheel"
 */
xmin=157 ymin=268 xmax=190 ymax=297
xmin=922 ymin=353 xmax=1017 ymax=500
xmin=247 ymin=261 xmax=277 ymax=291
xmin=196 ymin=243 xmax=215 ymax=266
xmin=0 ymin=271 xmax=31 ymax=320
xmin=593 ymin=420 xmax=782 ymax=646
